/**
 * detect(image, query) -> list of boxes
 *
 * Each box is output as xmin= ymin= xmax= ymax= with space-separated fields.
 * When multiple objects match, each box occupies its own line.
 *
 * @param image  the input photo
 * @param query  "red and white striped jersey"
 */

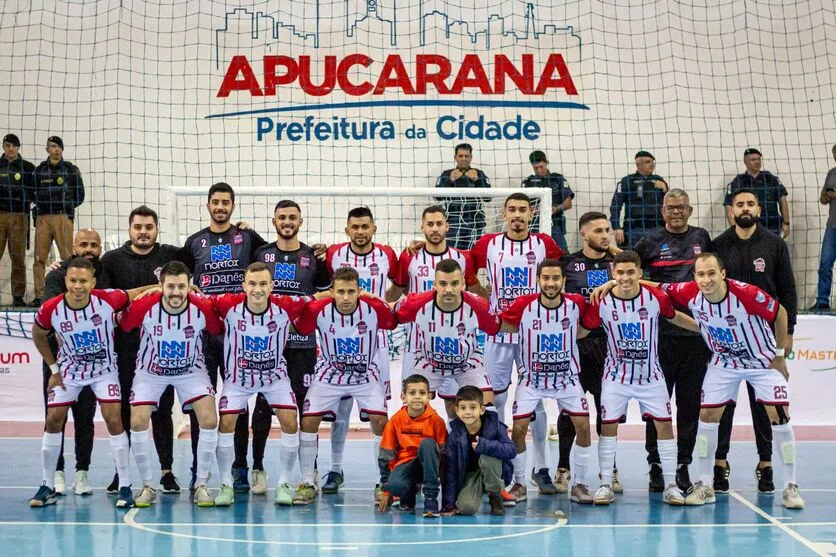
xmin=581 ymin=285 xmax=675 ymax=385
xmin=661 ymin=280 xmax=779 ymax=369
xmin=470 ymin=232 xmax=563 ymax=343
xmin=119 ymin=293 xmax=222 ymax=377
xmin=395 ymin=291 xmax=501 ymax=376
xmin=293 ymin=297 xmax=397 ymax=385
xmin=35 ymin=289 xmax=129 ymax=380
xmin=212 ymin=293 xmax=309 ymax=387
xmin=501 ymin=293 xmax=588 ymax=390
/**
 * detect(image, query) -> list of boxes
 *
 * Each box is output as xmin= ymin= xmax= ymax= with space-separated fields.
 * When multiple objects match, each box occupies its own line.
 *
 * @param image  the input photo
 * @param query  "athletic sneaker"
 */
xmin=321 ymin=471 xmax=345 ymax=494
xmin=251 ymin=470 xmax=268 ymax=495
xmin=676 ymin=464 xmax=693 ymax=493
xmin=135 ymin=486 xmax=157 ymax=508
xmin=782 ymin=483 xmax=805 ymax=509
xmin=54 ymin=471 xmax=66 ymax=496
xmin=684 ymin=481 xmax=716 ymax=506
xmin=106 ymin=473 xmax=120 ymax=495
xmin=713 ymin=463 xmax=730 ymax=493
xmin=648 ymin=463 xmax=665 ymax=492
xmin=500 ymin=488 xmax=517 ymax=507
xmin=274 ymin=483 xmax=293 ymax=506
xmin=507 ymin=482 xmax=528 ymax=502
xmin=611 ymin=468 xmax=624 ymax=493
xmin=423 ymin=497 xmax=440 ymax=518
xmin=662 ymin=484 xmax=686 ymax=506
xmin=29 ymin=484 xmax=57 ymax=507
xmin=756 ymin=465 xmax=775 ymax=494
xmin=232 ymin=466 xmax=250 ymax=493
xmin=554 ymin=468 xmax=571 ymax=494
xmin=74 ymin=470 xmax=93 ymax=496
xmin=193 ymin=485 xmax=215 ymax=507
xmin=160 ymin=472 xmax=180 ymax=494
xmin=531 ymin=468 xmax=559 ymax=495
xmin=569 ymin=484 xmax=593 ymax=504
xmin=593 ymin=485 xmax=615 ymax=505
xmin=214 ymin=484 xmax=234 ymax=506
xmin=293 ymin=483 xmax=317 ymax=505
xmin=488 ymin=492 xmax=505 ymax=516
xmin=116 ymin=486 xmax=135 ymax=508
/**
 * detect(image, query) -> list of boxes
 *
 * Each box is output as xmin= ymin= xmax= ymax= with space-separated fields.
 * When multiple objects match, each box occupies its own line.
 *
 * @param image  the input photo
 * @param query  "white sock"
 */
xmin=598 ymin=435 xmax=617 ymax=486
xmin=512 ymin=451 xmax=527 ymax=484
xmin=110 ymin=432 xmax=131 ymax=489
xmin=372 ymin=433 xmax=383 ymax=480
xmin=572 ymin=443 xmax=591 ymax=487
xmin=299 ymin=431 xmax=319 ymax=485
xmin=494 ymin=391 xmax=508 ymax=424
xmin=196 ymin=428 xmax=218 ymax=486
xmin=130 ymin=429 xmax=155 ymax=486
xmin=41 ymin=432 xmax=62 ymax=489
xmin=658 ymin=438 xmax=677 ymax=487
xmin=331 ymin=398 xmax=352 ymax=473
xmin=772 ymin=423 xmax=797 ymax=487
xmin=531 ymin=404 xmax=548 ymax=472
xmin=216 ymin=432 xmax=235 ymax=487
xmin=279 ymin=432 xmax=299 ymax=485
xmin=695 ymin=421 xmax=719 ymax=486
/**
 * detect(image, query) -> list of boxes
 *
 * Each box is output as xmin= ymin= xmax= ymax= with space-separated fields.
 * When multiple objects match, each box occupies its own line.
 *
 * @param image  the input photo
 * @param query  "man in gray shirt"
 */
xmin=812 ymin=144 xmax=836 ymax=310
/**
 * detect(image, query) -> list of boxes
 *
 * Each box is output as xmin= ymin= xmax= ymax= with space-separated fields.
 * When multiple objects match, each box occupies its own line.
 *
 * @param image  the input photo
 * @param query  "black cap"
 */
xmin=2 ymin=134 xmax=20 ymax=146
xmin=47 ymin=136 xmax=64 ymax=150
xmin=743 ymin=148 xmax=762 ymax=157
xmin=635 ymin=150 xmax=655 ymax=160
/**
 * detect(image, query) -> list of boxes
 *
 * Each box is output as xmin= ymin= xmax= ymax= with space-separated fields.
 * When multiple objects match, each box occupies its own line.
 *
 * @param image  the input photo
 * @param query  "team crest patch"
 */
xmin=755 ymin=291 xmax=766 ymax=303
xmin=300 ymin=256 xmax=310 ymax=269
xmin=183 ymin=325 xmax=195 ymax=338
xmin=512 ymin=401 xmax=518 ymax=413
xmin=47 ymin=390 xmax=56 ymax=402
xmin=638 ymin=308 xmax=648 ymax=320
xmin=91 ymin=314 xmax=102 ymax=326
xmin=725 ymin=315 xmax=737 ymax=327
xmin=357 ymin=321 xmax=368 ymax=334
xmin=369 ymin=263 xmax=380 ymax=276
xmin=303 ymin=399 xmax=311 ymax=413
xmin=561 ymin=318 xmax=571 ymax=330
xmin=218 ymin=396 xmax=228 ymax=410
xmin=233 ymin=233 xmax=243 ymax=245
xmin=693 ymin=244 xmax=702 ymax=255
xmin=456 ymin=323 xmax=466 ymax=336
xmin=753 ymin=258 xmax=766 ymax=272
xmin=526 ymin=251 xmax=537 ymax=265
xmin=268 ymin=321 xmax=277 ymax=333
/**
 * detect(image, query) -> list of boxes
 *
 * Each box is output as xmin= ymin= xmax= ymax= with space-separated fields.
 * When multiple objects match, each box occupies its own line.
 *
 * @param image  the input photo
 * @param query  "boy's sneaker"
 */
xmin=423 ymin=497 xmax=440 ymax=518
xmin=214 ymin=484 xmax=235 ymax=506
xmin=593 ymin=485 xmax=615 ymax=505
xmin=611 ymin=468 xmax=624 ymax=493
xmin=54 ymin=471 xmax=66 ymax=496
xmin=232 ymin=466 xmax=250 ymax=493
xmin=399 ymin=495 xmax=416 ymax=512
xmin=756 ymin=465 xmax=775 ymax=494
xmin=662 ymin=484 xmax=686 ymax=506
xmin=106 ymin=473 xmax=120 ymax=495
xmin=507 ymin=482 xmax=528 ymax=502
xmin=293 ymin=483 xmax=317 ymax=505
xmin=488 ymin=492 xmax=505 ymax=515
xmin=554 ymin=468 xmax=571 ymax=494
xmin=116 ymin=486 xmax=135 ymax=508
xmin=322 ymin=471 xmax=345 ymax=494
xmin=676 ymin=464 xmax=692 ymax=493
xmin=684 ymin=481 xmax=716 ymax=506
xmin=274 ymin=483 xmax=293 ymax=506
xmin=74 ymin=470 xmax=93 ymax=496
xmin=160 ymin=472 xmax=180 ymax=494
xmin=782 ymin=483 xmax=805 ymax=509
xmin=500 ymin=488 xmax=517 ymax=507
xmin=713 ymin=462 xmax=730 ymax=493
xmin=29 ymin=484 xmax=57 ymax=507
xmin=531 ymin=468 xmax=558 ymax=495
xmin=648 ymin=463 xmax=665 ymax=492
xmin=193 ymin=485 xmax=215 ymax=507
xmin=135 ymin=486 xmax=157 ymax=508
xmin=569 ymin=484 xmax=593 ymax=504
xmin=251 ymin=470 xmax=268 ymax=495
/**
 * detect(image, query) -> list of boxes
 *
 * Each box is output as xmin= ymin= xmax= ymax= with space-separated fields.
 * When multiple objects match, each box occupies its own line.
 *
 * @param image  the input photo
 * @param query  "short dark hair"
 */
xmin=529 ymin=150 xmax=548 ymax=165
xmin=743 ymin=148 xmax=762 ymax=158
xmin=695 ymin=252 xmax=725 ymax=272
xmin=613 ymin=250 xmax=642 ymax=268
xmin=635 ymin=150 xmax=655 ymax=160
xmin=504 ymin=192 xmax=531 ymax=207
xmin=245 ymin=261 xmax=271 ymax=276
xmin=129 ymin=205 xmax=159 ymax=226
xmin=454 ymin=143 xmax=472 ymax=155
xmin=208 ymin=182 xmax=235 ymax=203
xmin=403 ymin=374 xmax=430 ymax=392
xmin=66 ymin=256 xmax=95 ymax=274
xmin=435 ymin=258 xmax=462 ymax=275
xmin=578 ymin=211 xmax=609 ymax=229
xmin=537 ymin=258 xmax=564 ymax=277
xmin=347 ymin=206 xmax=374 ymax=222
xmin=274 ymin=199 xmax=301 ymax=213
xmin=159 ymin=260 xmax=191 ymax=283
xmin=333 ymin=266 xmax=359 ymax=285
xmin=455 ymin=385 xmax=484 ymax=406
xmin=730 ymin=188 xmax=759 ymax=203
xmin=422 ymin=205 xmax=446 ymax=220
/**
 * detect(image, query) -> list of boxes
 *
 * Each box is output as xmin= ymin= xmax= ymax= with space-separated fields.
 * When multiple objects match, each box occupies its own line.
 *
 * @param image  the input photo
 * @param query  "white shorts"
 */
xmin=413 ymin=357 xmax=492 ymax=397
xmin=701 ymin=365 xmax=790 ymax=408
xmin=404 ymin=349 xmax=460 ymax=400
xmin=131 ymin=372 xmax=216 ymax=411
xmin=376 ymin=348 xmax=391 ymax=399
xmin=47 ymin=372 xmax=121 ymax=407
xmin=512 ymin=382 xmax=590 ymax=420
xmin=600 ymin=379 xmax=671 ymax=424
xmin=303 ymin=379 xmax=387 ymax=422
xmin=484 ymin=341 xmax=522 ymax=394
xmin=218 ymin=377 xmax=297 ymax=414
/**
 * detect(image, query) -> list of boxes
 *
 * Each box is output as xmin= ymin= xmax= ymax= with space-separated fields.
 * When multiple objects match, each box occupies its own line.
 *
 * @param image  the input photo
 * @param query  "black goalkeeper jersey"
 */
xmin=176 ymin=225 xmax=267 ymax=294
xmin=562 ymin=250 xmax=613 ymax=338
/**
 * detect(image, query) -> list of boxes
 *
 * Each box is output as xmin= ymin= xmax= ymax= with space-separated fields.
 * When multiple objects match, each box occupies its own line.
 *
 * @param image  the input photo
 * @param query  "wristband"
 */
xmin=49 ymin=363 xmax=60 ymax=375
xmin=774 ymin=348 xmax=785 ymax=357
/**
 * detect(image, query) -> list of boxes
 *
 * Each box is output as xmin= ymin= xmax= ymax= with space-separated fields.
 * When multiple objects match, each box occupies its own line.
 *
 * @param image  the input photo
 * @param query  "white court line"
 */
xmin=5 ymin=486 xmax=835 ymax=492
xmin=729 ymin=491 xmax=829 ymax=557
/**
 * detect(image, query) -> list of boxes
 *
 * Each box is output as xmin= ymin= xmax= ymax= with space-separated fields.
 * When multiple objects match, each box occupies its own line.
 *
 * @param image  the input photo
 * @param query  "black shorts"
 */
xmin=284 ymin=346 xmax=317 ymax=412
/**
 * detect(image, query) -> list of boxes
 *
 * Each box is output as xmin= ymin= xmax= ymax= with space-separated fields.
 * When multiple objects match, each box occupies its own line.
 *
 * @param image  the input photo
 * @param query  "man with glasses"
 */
xmin=724 ymin=148 xmax=790 ymax=238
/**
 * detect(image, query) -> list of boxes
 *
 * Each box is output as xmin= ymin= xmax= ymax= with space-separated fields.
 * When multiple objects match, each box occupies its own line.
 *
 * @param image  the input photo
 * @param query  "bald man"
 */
xmin=41 ymin=228 xmax=111 ymax=496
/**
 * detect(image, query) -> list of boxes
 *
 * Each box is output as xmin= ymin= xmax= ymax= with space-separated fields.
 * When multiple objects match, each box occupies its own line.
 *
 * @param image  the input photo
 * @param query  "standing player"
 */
xmin=30 ymin=258 xmax=153 ymax=508
xmin=119 ymin=261 xmax=223 ymax=508
xmin=293 ymin=267 xmax=397 ymax=505
xmin=176 ymin=182 xmax=267 ymax=493
xmin=322 ymin=207 xmax=398 ymax=494
xmin=500 ymin=259 xmax=594 ymax=504
xmin=581 ymin=251 xmax=696 ymax=506
xmin=470 ymin=192 xmax=563 ymax=495
xmin=657 ymin=254 xmax=803 ymax=509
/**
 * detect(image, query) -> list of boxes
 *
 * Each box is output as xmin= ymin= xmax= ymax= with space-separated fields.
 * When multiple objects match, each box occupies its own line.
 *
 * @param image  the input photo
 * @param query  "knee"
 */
xmin=418 ymin=438 xmax=438 ymax=455
xmin=45 ymin=414 xmax=64 ymax=433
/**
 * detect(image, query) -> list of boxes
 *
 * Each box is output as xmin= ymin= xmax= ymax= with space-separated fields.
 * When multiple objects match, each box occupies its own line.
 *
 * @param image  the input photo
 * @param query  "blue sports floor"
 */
xmin=2 ymin=438 xmax=835 ymax=556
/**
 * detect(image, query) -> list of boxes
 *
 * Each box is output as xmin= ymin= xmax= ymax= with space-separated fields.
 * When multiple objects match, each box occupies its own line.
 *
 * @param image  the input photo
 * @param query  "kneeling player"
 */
xmin=119 ymin=261 xmax=223 ymax=507
xmin=30 ymin=257 xmax=155 ymax=508
xmin=500 ymin=259 xmax=594 ymax=504
xmin=657 ymin=254 xmax=804 ymax=509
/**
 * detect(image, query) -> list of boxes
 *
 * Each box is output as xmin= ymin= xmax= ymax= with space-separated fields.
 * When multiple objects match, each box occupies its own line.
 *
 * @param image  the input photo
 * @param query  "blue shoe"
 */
xmin=531 ymin=467 xmax=559 ymax=495
xmin=116 ymin=486 xmax=135 ymax=508
xmin=321 ymin=471 xmax=344 ymax=494
xmin=423 ymin=497 xmax=440 ymax=518
xmin=232 ymin=466 xmax=250 ymax=493
xmin=29 ymin=484 xmax=57 ymax=507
